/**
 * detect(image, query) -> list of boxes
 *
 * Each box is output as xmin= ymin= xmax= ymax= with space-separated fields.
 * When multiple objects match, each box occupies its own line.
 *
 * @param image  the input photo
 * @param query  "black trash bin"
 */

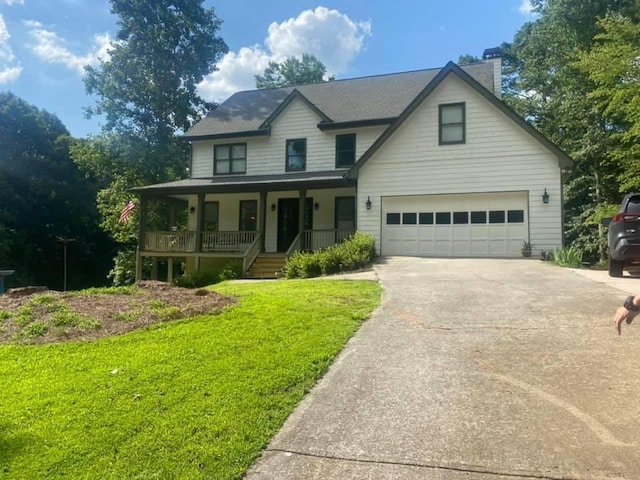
xmin=0 ymin=270 xmax=15 ymax=294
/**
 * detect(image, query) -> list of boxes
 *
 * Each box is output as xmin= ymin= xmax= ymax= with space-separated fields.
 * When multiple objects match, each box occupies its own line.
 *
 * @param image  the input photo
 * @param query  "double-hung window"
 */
xmin=286 ymin=139 xmax=307 ymax=172
xmin=439 ymin=103 xmax=465 ymax=145
xmin=214 ymin=143 xmax=246 ymax=175
xmin=335 ymin=134 xmax=356 ymax=168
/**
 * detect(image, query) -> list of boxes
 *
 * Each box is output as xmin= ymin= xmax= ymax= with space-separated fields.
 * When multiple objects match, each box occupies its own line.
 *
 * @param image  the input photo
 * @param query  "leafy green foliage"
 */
xmin=0 ymin=280 xmax=381 ymax=479
xmin=84 ymin=0 xmax=228 ymax=138
xmin=0 ymin=92 xmax=114 ymax=289
xmin=76 ymin=0 xmax=228 ymax=285
xmin=552 ymin=245 xmax=584 ymax=267
xmin=283 ymin=232 xmax=376 ymax=278
xmin=255 ymin=53 xmax=335 ymax=88
xmin=504 ymin=0 xmax=639 ymax=262
xmin=173 ymin=260 xmax=243 ymax=288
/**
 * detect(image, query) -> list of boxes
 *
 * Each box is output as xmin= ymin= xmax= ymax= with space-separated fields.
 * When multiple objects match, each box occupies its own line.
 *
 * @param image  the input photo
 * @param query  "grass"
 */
xmin=0 ymin=279 xmax=381 ymax=480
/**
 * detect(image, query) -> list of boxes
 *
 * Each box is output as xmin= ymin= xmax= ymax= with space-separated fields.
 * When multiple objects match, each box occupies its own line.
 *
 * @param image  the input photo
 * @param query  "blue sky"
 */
xmin=0 ymin=0 xmax=536 ymax=138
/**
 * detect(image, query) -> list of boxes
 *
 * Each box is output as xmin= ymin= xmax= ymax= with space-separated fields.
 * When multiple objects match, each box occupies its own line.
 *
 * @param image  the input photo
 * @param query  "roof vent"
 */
xmin=482 ymin=47 xmax=502 ymax=60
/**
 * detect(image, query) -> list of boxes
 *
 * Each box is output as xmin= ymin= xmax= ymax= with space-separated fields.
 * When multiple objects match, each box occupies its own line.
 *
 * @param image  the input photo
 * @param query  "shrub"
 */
xmin=283 ymin=232 xmax=376 ymax=279
xmin=173 ymin=260 xmax=243 ymax=288
xmin=552 ymin=245 xmax=583 ymax=267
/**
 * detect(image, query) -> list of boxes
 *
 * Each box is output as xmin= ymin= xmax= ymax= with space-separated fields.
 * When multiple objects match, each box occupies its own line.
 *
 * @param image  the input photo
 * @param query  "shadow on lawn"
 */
xmin=0 ymin=423 xmax=39 ymax=473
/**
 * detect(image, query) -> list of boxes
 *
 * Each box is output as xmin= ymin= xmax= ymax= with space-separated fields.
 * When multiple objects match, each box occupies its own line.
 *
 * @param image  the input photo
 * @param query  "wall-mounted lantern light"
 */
xmin=314 ymin=202 xmax=319 ymax=211
xmin=189 ymin=206 xmax=195 ymax=214
xmin=542 ymin=188 xmax=550 ymax=204
xmin=365 ymin=196 xmax=372 ymax=210
xmin=271 ymin=203 xmax=276 ymax=212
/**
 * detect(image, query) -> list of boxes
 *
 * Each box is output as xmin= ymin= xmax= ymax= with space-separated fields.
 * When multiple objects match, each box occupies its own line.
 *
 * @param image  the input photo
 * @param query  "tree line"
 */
xmin=1 ymin=0 xmax=638 ymax=289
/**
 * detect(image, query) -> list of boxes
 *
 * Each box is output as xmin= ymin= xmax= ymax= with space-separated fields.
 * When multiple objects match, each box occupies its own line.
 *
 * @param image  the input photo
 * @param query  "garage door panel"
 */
xmin=382 ymin=192 xmax=528 ymax=258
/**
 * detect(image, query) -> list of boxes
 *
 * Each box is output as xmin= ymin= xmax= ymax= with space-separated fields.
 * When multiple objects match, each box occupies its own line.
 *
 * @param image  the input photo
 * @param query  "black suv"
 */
xmin=607 ymin=192 xmax=640 ymax=277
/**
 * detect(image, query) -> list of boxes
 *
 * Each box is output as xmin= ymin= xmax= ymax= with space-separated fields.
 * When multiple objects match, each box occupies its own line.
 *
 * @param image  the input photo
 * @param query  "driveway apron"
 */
xmin=245 ymin=258 xmax=640 ymax=479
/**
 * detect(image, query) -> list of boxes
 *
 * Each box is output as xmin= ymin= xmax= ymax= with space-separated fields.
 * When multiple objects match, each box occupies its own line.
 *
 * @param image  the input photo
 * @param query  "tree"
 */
xmin=84 ymin=0 xmax=228 ymax=142
xmin=255 ymin=54 xmax=334 ymax=89
xmin=0 ymin=92 xmax=114 ymax=289
xmin=457 ymin=54 xmax=481 ymax=65
xmin=76 ymin=0 xmax=228 ymax=284
xmin=576 ymin=13 xmax=640 ymax=192
xmin=503 ymin=0 xmax=638 ymax=262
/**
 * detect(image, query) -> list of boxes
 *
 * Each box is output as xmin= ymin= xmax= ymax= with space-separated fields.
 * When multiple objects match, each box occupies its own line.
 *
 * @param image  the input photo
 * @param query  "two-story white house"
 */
xmin=132 ymin=49 xmax=573 ymax=280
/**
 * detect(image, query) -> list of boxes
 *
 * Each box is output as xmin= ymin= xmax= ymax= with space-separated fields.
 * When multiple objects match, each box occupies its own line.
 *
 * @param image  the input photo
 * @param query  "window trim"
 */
xmin=214 ymin=143 xmax=247 ymax=175
xmin=335 ymin=133 xmax=356 ymax=168
xmin=286 ymin=138 xmax=307 ymax=172
xmin=439 ymin=102 xmax=466 ymax=145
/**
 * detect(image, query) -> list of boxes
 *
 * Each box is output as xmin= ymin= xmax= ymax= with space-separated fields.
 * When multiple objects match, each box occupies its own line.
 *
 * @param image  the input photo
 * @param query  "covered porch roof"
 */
xmin=131 ymin=170 xmax=355 ymax=196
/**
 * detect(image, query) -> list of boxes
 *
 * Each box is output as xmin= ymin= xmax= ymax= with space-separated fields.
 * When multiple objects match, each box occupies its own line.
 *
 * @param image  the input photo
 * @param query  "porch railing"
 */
xmin=201 ymin=231 xmax=258 ymax=253
xmin=243 ymin=233 xmax=263 ymax=272
xmin=144 ymin=231 xmax=197 ymax=252
xmin=302 ymin=229 xmax=355 ymax=251
xmin=143 ymin=231 xmax=258 ymax=254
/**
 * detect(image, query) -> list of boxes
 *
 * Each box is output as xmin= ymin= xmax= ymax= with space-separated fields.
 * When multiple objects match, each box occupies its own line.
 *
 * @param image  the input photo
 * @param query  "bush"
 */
xmin=173 ymin=260 xmax=243 ymax=288
xmin=552 ymin=245 xmax=583 ymax=267
xmin=282 ymin=232 xmax=376 ymax=279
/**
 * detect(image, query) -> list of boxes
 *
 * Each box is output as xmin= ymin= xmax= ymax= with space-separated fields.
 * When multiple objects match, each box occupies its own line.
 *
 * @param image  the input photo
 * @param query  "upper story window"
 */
xmin=286 ymin=139 xmax=306 ymax=172
xmin=439 ymin=103 xmax=465 ymax=145
xmin=214 ymin=143 xmax=246 ymax=175
xmin=336 ymin=134 xmax=356 ymax=168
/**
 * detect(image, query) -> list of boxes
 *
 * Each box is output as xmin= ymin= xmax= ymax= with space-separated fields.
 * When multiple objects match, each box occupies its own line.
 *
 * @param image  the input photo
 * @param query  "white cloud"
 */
xmin=198 ymin=7 xmax=371 ymax=102
xmin=24 ymin=20 xmax=112 ymax=74
xmin=3 ymin=0 xmax=24 ymax=5
xmin=518 ymin=0 xmax=535 ymax=15
xmin=0 ymin=15 xmax=21 ymax=83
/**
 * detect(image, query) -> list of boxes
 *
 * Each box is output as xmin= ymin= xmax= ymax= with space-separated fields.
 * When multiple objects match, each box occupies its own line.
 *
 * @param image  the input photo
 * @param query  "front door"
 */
xmin=277 ymin=198 xmax=313 ymax=252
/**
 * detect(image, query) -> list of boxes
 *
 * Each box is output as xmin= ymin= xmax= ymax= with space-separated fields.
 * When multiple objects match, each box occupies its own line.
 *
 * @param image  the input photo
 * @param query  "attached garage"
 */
xmin=381 ymin=192 xmax=528 ymax=257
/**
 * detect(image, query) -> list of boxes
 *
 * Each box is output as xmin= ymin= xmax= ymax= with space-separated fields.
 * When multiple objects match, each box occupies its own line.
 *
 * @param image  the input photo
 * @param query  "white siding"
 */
xmin=358 ymin=74 xmax=564 ymax=256
xmin=190 ymin=97 xmax=386 ymax=178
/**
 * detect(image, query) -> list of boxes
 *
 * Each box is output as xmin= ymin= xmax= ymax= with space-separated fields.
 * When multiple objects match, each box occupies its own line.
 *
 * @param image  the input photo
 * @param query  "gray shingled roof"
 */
xmin=131 ymin=170 xmax=352 ymax=194
xmin=185 ymin=62 xmax=495 ymax=138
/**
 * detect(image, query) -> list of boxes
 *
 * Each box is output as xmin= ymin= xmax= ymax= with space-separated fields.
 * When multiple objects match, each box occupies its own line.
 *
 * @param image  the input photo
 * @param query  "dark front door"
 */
xmin=277 ymin=198 xmax=313 ymax=252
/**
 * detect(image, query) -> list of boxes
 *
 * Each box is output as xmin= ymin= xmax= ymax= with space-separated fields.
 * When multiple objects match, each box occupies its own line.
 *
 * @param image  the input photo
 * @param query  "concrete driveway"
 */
xmin=245 ymin=258 xmax=640 ymax=479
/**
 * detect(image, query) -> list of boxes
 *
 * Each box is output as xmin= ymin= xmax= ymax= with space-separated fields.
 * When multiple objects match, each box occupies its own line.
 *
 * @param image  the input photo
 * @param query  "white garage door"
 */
xmin=381 ymin=192 xmax=528 ymax=257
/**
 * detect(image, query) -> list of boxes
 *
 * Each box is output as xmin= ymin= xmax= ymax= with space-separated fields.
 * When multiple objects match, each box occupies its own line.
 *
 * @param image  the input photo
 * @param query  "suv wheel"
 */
xmin=609 ymin=257 xmax=625 ymax=277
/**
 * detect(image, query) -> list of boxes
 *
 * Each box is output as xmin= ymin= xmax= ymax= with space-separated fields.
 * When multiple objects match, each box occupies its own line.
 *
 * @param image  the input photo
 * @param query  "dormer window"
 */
xmin=439 ymin=103 xmax=465 ymax=145
xmin=214 ymin=143 xmax=246 ymax=175
xmin=286 ymin=139 xmax=306 ymax=172
xmin=336 ymin=134 xmax=356 ymax=168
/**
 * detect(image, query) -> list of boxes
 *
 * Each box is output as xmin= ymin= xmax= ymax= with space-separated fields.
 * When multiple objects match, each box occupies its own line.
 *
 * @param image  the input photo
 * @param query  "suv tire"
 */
xmin=609 ymin=256 xmax=625 ymax=277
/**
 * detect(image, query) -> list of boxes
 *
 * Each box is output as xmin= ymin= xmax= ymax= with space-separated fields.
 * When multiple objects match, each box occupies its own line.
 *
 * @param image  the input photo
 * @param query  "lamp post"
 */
xmin=57 ymin=236 xmax=75 ymax=291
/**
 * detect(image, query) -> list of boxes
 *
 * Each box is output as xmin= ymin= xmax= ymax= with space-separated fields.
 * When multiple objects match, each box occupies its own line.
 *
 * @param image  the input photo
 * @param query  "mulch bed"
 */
xmin=0 ymin=281 xmax=236 ymax=345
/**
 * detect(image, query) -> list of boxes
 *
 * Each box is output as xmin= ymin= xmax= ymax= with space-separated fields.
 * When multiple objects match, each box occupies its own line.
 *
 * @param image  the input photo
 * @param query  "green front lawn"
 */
xmin=0 ymin=280 xmax=381 ymax=480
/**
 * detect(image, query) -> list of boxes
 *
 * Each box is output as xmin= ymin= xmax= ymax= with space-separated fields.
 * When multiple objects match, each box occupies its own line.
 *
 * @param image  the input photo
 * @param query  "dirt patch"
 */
xmin=0 ymin=281 xmax=236 ymax=345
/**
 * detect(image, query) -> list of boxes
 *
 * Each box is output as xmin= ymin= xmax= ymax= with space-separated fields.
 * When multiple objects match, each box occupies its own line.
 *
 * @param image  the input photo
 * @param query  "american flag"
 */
xmin=119 ymin=200 xmax=136 ymax=223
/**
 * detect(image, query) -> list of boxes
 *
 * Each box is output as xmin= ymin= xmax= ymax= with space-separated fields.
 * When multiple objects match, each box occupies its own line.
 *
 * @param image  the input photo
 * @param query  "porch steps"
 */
xmin=245 ymin=253 xmax=287 ymax=279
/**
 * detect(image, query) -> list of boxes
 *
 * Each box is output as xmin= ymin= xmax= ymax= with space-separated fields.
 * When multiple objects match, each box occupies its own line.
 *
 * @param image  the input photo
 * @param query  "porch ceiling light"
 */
xmin=542 ymin=188 xmax=549 ymax=204
xmin=365 ymin=196 xmax=372 ymax=210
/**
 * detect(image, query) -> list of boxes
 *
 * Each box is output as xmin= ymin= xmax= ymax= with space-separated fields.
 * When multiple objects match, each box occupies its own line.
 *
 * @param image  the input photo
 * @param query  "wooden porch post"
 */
xmin=195 ymin=193 xmax=205 ymax=271
xmin=259 ymin=191 xmax=267 ymax=251
xmin=299 ymin=189 xmax=306 ymax=249
xmin=135 ymin=196 xmax=148 ymax=282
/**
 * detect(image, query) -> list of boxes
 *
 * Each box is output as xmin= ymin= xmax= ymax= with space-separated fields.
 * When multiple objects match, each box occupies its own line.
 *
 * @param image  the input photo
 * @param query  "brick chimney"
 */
xmin=482 ymin=47 xmax=502 ymax=99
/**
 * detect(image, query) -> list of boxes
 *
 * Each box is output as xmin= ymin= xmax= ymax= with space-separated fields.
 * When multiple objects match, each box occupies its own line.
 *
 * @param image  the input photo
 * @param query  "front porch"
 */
xmin=132 ymin=173 xmax=357 ymax=281
xmin=140 ymin=229 xmax=355 ymax=280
